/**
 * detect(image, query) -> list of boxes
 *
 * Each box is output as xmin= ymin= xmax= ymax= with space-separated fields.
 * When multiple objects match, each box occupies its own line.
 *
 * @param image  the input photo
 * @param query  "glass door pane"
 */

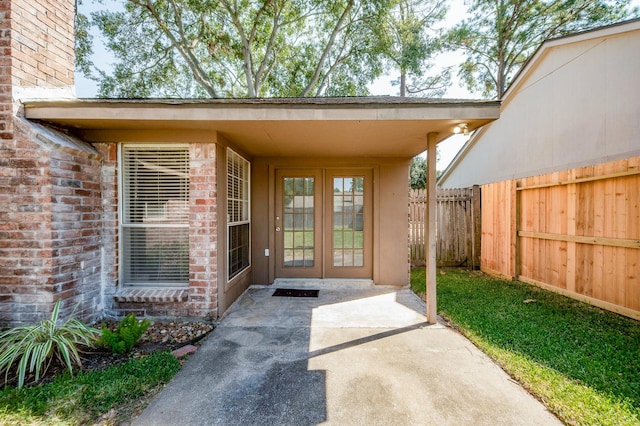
xmin=276 ymin=169 xmax=322 ymax=279
xmin=332 ymin=176 xmax=365 ymax=267
xmin=283 ymin=177 xmax=315 ymax=268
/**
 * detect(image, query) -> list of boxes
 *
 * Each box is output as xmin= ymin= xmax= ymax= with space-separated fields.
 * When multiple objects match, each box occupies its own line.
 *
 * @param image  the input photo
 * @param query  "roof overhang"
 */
xmin=23 ymin=97 xmax=500 ymax=158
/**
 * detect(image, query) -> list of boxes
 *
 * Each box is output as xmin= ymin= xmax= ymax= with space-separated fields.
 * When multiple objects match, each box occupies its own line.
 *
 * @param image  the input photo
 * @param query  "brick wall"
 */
xmin=0 ymin=0 xmax=76 ymax=142
xmin=48 ymin=133 xmax=102 ymax=323
xmin=0 ymin=0 xmax=84 ymax=325
xmin=94 ymin=143 xmax=119 ymax=317
xmin=101 ymin=143 xmax=219 ymax=320
xmin=0 ymin=0 xmax=14 ymax=140
xmin=0 ymin=0 xmax=223 ymax=323
xmin=0 ymin=0 xmax=98 ymax=326
xmin=0 ymin=121 xmax=53 ymax=325
xmin=0 ymin=0 xmax=76 ymax=139
xmin=10 ymin=0 xmax=75 ymax=92
xmin=0 ymin=119 xmax=103 ymax=326
xmin=188 ymin=143 xmax=218 ymax=318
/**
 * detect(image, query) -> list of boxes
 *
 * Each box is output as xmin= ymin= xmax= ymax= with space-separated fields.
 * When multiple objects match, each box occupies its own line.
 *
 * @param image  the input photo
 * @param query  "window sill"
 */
xmin=114 ymin=288 xmax=188 ymax=303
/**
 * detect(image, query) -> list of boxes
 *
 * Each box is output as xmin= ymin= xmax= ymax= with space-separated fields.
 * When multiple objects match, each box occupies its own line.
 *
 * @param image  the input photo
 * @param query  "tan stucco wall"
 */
xmin=251 ymin=157 xmax=412 ymax=287
xmin=441 ymin=27 xmax=640 ymax=188
xmin=215 ymin=134 xmax=253 ymax=316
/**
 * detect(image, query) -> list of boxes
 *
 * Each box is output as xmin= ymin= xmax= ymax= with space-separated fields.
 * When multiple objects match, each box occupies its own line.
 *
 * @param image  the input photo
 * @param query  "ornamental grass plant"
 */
xmin=0 ymin=301 xmax=100 ymax=389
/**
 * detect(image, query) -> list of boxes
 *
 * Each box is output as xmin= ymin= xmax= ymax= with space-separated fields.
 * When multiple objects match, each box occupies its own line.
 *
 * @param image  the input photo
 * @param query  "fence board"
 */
xmin=481 ymin=180 xmax=515 ymax=277
xmin=482 ymin=156 xmax=640 ymax=320
xmin=409 ymin=187 xmax=480 ymax=268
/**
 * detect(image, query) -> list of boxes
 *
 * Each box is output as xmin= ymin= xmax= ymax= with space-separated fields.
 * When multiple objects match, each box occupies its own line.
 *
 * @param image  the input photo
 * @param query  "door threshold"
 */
xmin=273 ymin=278 xmax=374 ymax=290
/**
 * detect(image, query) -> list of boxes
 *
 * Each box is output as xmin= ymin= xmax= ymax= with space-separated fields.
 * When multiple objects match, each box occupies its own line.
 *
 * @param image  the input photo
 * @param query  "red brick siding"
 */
xmin=188 ymin=143 xmax=217 ymax=318
xmin=0 ymin=0 xmax=75 ymax=142
xmin=0 ymin=0 xmax=101 ymax=326
xmin=103 ymin=143 xmax=219 ymax=320
xmin=0 ymin=123 xmax=52 ymax=325
xmin=9 ymin=0 xmax=75 ymax=89
xmin=48 ymin=140 xmax=102 ymax=323
xmin=0 ymin=119 xmax=103 ymax=326
xmin=94 ymin=143 xmax=119 ymax=317
xmin=0 ymin=0 xmax=14 ymax=140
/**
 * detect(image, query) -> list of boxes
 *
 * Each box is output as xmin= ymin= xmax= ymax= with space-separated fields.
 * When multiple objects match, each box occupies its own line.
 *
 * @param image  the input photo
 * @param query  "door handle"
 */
xmin=275 ymin=226 xmax=281 ymax=232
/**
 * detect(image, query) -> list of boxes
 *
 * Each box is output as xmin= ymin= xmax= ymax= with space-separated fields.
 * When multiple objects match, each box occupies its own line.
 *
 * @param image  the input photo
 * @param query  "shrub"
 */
xmin=0 ymin=300 xmax=101 ymax=389
xmin=100 ymin=315 xmax=151 ymax=355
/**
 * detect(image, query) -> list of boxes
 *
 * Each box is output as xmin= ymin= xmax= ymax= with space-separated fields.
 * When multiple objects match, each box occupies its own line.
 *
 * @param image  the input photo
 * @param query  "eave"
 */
xmin=23 ymin=97 xmax=500 ymax=158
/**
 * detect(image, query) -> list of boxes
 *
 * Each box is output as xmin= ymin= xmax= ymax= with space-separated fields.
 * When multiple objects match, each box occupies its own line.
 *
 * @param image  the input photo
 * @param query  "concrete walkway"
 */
xmin=134 ymin=282 xmax=561 ymax=426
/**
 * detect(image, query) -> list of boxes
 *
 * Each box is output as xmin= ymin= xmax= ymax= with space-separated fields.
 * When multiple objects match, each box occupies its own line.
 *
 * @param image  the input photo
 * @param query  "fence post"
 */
xmin=511 ymin=179 xmax=519 ymax=279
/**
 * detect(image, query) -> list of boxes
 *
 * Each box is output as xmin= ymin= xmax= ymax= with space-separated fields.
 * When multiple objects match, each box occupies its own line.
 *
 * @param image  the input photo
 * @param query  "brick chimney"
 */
xmin=0 ymin=0 xmax=103 ymax=326
xmin=0 ymin=0 xmax=75 ymax=137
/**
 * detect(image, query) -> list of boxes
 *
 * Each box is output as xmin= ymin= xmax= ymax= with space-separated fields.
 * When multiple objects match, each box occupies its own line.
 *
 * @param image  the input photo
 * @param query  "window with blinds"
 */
xmin=227 ymin=148 xmax=250 ymax=280
xmin=121 ymin=145 xmax=190 ymax=286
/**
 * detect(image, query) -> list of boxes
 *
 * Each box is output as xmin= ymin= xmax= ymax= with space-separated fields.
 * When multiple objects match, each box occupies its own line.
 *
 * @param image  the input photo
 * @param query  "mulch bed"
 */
xmin=81 ymin=319 xmax=215 ymax=373
xmin=3 ymin=319 xmax=215 ymax=388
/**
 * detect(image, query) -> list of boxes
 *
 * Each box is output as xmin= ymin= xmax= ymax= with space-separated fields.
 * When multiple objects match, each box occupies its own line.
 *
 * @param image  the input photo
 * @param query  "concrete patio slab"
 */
xmin=133 ymin=284 xmax=561 ymax=426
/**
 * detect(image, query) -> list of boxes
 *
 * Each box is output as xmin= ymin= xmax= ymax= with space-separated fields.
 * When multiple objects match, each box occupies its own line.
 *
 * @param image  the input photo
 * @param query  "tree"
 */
xmin=447 ymin=0 xmax=637 ymax=99
xmin=377 ymin=0 xmax=451 ymax=97
xmin=410 ymin=156 xmax=427 ymax=189
xmin=77 ymin=0 xmax=393 ymax=98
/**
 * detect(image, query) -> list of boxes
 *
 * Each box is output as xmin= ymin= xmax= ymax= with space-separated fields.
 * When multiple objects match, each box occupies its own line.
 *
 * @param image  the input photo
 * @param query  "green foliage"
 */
xmin=409 ymin=152 xmax=441 ymax=189
xmin=410 ymin=156 xmax=427 ymax=189
xmin=446 ymin=0 xmax=638 ymax=98
xmin=100 ymin=315 xmax=151 ymax=355
xmin=77 ymin=0 xmax=395 ymax=98
xmin=0 ymin=301 xmax=100 ymax=389
xmin=376 ymin=0 xmax=451 ymax=97
xmin=411 ymin=268 xmax=640 ymax=425
xmin=0 ymin=351 xmax=180 ymax=425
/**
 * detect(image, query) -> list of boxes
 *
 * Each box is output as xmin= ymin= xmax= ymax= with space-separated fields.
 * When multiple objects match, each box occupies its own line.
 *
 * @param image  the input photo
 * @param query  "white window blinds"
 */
xmin=227 ymin=149 xmax=250 ymax=280
xmin=121 ymin=145 xmax=189 ymax=286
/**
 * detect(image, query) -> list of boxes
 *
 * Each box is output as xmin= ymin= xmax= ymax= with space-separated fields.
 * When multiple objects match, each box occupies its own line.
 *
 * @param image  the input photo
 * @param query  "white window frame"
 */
xmin=227 ymin=148 xmax=251 ymax=281
xmin=118 ymin=143 xmax=190 ymax=287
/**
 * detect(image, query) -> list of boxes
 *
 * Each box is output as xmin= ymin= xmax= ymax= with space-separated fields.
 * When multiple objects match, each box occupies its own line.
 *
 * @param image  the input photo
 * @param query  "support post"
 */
xmin=426 ymin=132 xmax=438 ymax=324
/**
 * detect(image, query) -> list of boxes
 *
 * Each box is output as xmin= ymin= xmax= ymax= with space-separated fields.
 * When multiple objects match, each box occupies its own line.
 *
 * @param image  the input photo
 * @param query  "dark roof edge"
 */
xmin=502 ymin=17 xmax=640 ymax=100
xmin=546 ymin=17 xmax=640 ymax=44
xmin=23 ymin=96 xmax=500 ymax=108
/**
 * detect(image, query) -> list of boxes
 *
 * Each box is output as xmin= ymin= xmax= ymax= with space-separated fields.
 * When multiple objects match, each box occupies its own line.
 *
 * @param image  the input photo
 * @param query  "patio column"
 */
xmin=426 ymin=132 xmax=438 ymax=324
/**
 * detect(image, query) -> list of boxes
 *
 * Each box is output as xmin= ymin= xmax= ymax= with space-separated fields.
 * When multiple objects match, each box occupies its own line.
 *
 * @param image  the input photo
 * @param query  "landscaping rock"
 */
xmin=172 ymin=345 xmax=198 ymax=358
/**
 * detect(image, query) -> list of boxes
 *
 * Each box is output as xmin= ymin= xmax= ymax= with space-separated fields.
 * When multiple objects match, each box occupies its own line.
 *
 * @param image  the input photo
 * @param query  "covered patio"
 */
xmin=24 ymin=97 xmax=500 ymax=322
xmin=131 ymin=279 xmax=560 ymax=425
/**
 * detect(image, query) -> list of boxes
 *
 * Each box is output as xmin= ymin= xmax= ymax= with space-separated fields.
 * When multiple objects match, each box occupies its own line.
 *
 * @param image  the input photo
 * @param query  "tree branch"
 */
xmin=220 ymin=0 xmax=256 ymax=97
xmin=255 ymin=4 xmax=283 ymax=95
xmin=301 ymin=0 xmax=354 ymax=96
xmin=129 ymin=0 xmax=219 ymax=97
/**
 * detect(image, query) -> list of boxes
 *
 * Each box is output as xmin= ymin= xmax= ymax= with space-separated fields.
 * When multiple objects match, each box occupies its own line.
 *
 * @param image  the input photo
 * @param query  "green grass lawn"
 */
xmin=411 ymin=268 xmax=640 ymax=425
xmin=284 ymin=229 xmax=364 ymax=249
xmin=0 ymin=351 xmax=180 ymax=425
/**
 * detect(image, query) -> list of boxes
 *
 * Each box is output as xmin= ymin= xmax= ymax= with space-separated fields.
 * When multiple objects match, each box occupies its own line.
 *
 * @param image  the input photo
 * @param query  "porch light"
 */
xmin=453 ymin=123 xmax=469 ymax=136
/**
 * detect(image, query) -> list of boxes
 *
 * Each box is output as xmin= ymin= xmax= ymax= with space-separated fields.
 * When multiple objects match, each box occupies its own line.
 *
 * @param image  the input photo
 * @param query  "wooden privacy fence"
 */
xmin=409 ymin=186 xmax=481 ymax=268
xmin=481 ymin=156 xmax=640 ymax=320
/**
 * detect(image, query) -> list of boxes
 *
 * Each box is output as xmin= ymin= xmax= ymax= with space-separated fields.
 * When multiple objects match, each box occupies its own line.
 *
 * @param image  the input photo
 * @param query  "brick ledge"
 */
xmin=114 ymin=288 xmax=189 ymax=303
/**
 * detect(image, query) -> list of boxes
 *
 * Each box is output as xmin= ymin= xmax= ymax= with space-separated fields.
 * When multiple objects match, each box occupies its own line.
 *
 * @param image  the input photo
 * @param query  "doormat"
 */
xmin=272 ymin=288 xmax=319 ymax=298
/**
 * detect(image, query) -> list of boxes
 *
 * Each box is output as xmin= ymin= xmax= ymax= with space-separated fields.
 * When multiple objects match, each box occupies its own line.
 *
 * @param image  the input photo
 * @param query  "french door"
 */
xmin=275 ymin=168 xmax=372 ymax=279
